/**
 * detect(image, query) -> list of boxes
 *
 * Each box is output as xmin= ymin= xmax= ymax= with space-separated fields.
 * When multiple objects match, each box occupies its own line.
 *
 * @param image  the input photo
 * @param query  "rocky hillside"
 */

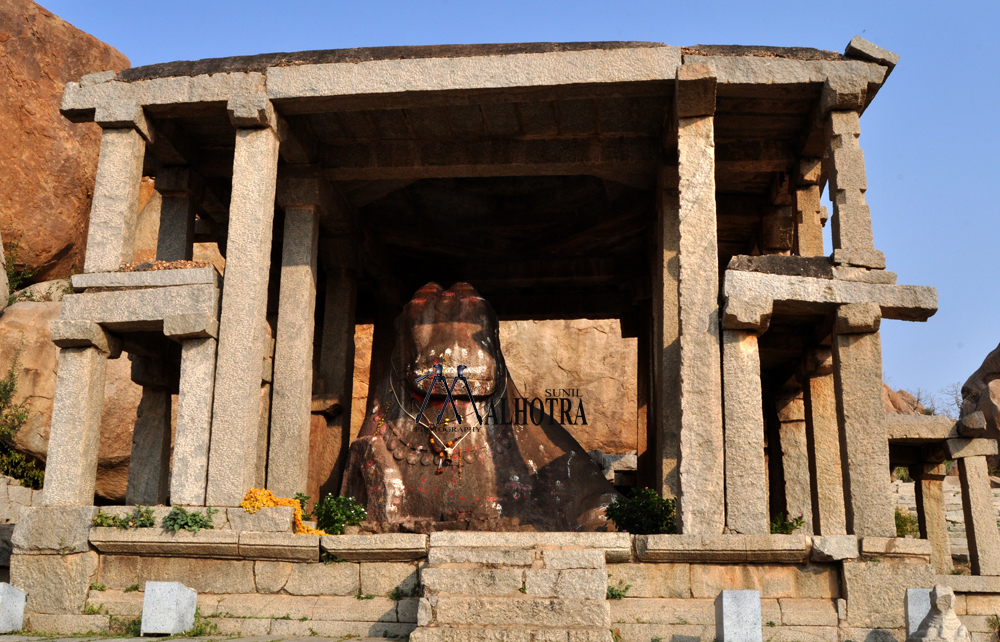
xmin=0 ymin=0 xmax=129 ymax=282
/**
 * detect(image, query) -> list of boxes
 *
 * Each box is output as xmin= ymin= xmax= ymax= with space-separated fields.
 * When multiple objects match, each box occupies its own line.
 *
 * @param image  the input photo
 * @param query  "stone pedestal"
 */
xmin=206 ymin=125 xmax=280 ymax=506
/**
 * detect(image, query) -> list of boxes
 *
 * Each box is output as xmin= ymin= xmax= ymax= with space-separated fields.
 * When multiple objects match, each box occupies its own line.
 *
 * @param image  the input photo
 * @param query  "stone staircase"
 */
xmin=410 ymin=544 xmax=612 ymax=642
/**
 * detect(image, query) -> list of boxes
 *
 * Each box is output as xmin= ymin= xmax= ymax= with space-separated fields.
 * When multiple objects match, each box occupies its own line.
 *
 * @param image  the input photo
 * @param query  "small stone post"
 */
xmin=84 ymin=105 xmax=151 ymax=273
xmin=777 ymin=389 xmax=813 ymax=533
xmin=824 ymin=107 xmax=885 ymax=269
xmin=804 ymin=349 xmax=847 ymax=535
xmin=957 ymin=454 xmax=1000 ymax=575
xmin=267 ymin=205 xmax=320 ymax=497
xmin=43 ymin=321 xmax=121 ymax=506
xmin=169 ymin=336 xmax=218 ymax=506
xmin=913 ymin=462 xmax=953 ymax=575
xmin=206 ymin=98 xmax=281 ymax=506
xmin=794 ymin=158 xmax=825 ymax=257
xmin=722 ymin=328 xmax=769 ymax=534
xmin=155 ymin=167 xmax=199 ymax=262
xmin=832 ymin=302 xmax=895 ymax=536
xmin=675 ymin=63 xmax=724 ymax=534
xmin=125 ymin=387 xmax=172 ymax=505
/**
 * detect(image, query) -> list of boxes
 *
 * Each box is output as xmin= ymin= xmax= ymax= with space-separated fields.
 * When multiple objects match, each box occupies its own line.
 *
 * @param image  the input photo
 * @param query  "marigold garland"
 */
xmin=240 ymin=488 xmax=326 ymax=535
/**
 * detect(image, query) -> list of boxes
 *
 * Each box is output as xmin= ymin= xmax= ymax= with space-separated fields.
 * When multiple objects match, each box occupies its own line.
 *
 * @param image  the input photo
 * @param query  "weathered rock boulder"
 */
xmin=884 ymin=384 xmax=928 ymax=415
xmin=0 ymin=0 xmax=130 ymax=282
xmin=0 ymin=301 xmax=140 ymax=502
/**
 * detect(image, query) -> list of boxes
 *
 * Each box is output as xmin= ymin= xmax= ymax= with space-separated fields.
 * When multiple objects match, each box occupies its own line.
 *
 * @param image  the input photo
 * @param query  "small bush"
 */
xmin=770 ymin=512 xmax=805 ymax=534
xmin=89 ymin=583 xmax=106 ymax=592
xmin=108 ymin=615 xmax=141 ymax=637
xmin=0 ymin=347 xmax=43 ymax=489
xmin=5 ymin=236 xmax=36 ymax=307
xmin=124 ymin=583 xmax=140 ymax=593
xmin=606 ymin=580 xmax=631 ymax=600
xmin=892 ymin=466 xmax=913 ymax=483
xmin=93 ymin=506 xmax=156 ymax=530
xmin=605 ymin=487 xmax=676 ymax=535
xmin=162 ymin=506 xmax=218 ymax=533
xmin=355 ymin=592 xmax=375 ymax=600
xmin=314 ymin=494 xmax=367 ymax=535
xmin=182 ymin=608 xmax=218 ymax=637
xmin=896 ymin=506 xmax=920 ymax=538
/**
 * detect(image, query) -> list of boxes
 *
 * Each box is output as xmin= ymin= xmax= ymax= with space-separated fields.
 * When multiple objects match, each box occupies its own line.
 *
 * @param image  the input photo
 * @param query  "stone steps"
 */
xmin=412 ymin=545 xmax=611 ymax=640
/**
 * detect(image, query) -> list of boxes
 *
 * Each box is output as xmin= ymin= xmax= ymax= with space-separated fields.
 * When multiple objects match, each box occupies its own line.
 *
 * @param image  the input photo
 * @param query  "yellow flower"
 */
xmin=240 ymin=488 xmax=326 ymax=536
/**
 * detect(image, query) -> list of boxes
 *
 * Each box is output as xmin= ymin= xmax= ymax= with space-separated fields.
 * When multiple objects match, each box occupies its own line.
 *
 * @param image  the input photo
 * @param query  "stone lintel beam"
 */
xmin=885 ymin=414 xmax=959 ymax=443
xmin=61 ymin=72 xmax=268 ymax=122
xmin=49 ymin=320 xmax=122 ymax=357
xmin=320 ymin=137 xmax=659 ymax=181
xmin=834 ymin=302 xmax=881 ymax=334
xmin=155 ymin=166 xmax=201 ymax=195
xmin=60 ymin=284 xmax=220 ymax=333
xmin=675 ymin=63 xmax=716 ymax=118
xmin=267 ymin=46 xmax=682 ymax=105
xmin=164 ymin=313 xmax=219 ymax=340
xmin=722 ymin=270 xmax=937 ymax=323
xmin=945 ymin=438 xmax=999 ymax=460
xmin=682 ymin=55 xmax=885 ymax=94
xmin=94 ymin=101 xmax=154 ymax=142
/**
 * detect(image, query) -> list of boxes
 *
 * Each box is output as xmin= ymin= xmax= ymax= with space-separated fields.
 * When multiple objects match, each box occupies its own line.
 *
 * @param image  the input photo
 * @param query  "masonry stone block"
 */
xmin=60 ymin=284 xmax=220 ymax=332
xmin=163 ymin=313 xmax=218 ymax=340
xmin=715 ymin=590 xmax=762 ymax=642
xmin=227 ymin=506 xmax=294 ymax=532
xmin=422 ymin=568 xmax=523 ymax=597
xmin=283 ymin=561 xmax=358 ymax=596
xmin=541 ymin=549 xmax=605 ymax=570
xmin=48 ymin=320 xmax=121 ymax=355
xmin=525 ymin=568 xmax=605 ymax=600
xmin=12 ymin=506 xmax=96 ymax=555
xmin=810 ymin=536 xmax=858 ymax=562
xmin=906 ymin=588 xmax=932 ymax=639
xmin=0 ymin=584 xmax=26 ymax=633
xmin=842 ymin=561 xmax=934 ymax=628
xmin=140 ymin=581 xmax=196 ymax=636
xmin=11 ymin=552 xmax=98 ymax=614
xmin=360 ymin=562 xmax=420 ymax=597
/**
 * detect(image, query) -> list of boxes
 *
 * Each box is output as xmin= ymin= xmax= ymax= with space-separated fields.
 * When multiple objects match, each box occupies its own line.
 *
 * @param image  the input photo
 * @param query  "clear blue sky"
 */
xmin=41 ymin=0 xmax=999 ymax=405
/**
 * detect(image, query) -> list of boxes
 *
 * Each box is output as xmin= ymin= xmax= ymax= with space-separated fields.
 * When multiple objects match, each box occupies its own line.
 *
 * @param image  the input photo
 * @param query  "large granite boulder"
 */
xmin=0 ymin=0 xmax=130 ymax=282
xmin=0 ymin=301 xmax=140 ymax=501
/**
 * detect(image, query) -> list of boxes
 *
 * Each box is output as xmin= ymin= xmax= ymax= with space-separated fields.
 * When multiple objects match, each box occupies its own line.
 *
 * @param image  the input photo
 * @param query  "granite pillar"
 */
xmin=170 ymin=337 xmax=217 ymax=506
xmin=125 ymin=387 xmax=171 ymax=506
xmin=267 ymin=207 xmax=320 ymax=497
xmin=675 ymin=64 xmax=724 ymax=534
xmin=777 ymin=389 xmax=813 ymax=534
xmin=958 ymin=456 xmax=1000 ymax=575
xmin=155 ymin=167 xmax=198 ymax=262
xmin=914 ymin=462 xmax=952 ymax=575
xmin=804 ymin=351 xmax=847 ymax=535
xmin=83 ymin=128 xmax=146 ymax=273
xmin=206 ymin=124 xmax=280 ymax=506
xmin=722 ymin=329 xmax=768 ymax=534
xmin=41 ymin=347 xmax=109 ymax=506
xmin=832 ymin=303 xmax=895 ymax=536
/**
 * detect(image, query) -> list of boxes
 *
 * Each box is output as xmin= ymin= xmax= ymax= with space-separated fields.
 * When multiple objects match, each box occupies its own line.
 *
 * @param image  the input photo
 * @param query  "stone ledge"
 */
xmin=71 ymin=267 xmax=219 ymax=291
xmin=886 ymin=414 xmax=958 ymax=443
xmin=427 ymin=531 xmax=632 ymax=562
xmin=59 ymin=284 xmax=220 ymax=333
xmin=13 ymin=506 xmax=96 ymax=555
xmin=635 ymin=534 xmax=811 ymax=563
xmin=859 ymin=537 xmax=931 ymax=559
xmin=938 ymin=575 xmax=1000 ymax=593
xmin=321 ymin=534 xmax=428 ymax=561
xmin=89 ymin=527 xmax=240 ymax=558
xmin=239 ymin=531 xmax=319 ymax=561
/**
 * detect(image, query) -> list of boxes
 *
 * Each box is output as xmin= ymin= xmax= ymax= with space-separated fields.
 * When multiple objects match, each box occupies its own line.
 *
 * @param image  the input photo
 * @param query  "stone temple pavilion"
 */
xmin=9 ymin=37 xmax=998 ymax=640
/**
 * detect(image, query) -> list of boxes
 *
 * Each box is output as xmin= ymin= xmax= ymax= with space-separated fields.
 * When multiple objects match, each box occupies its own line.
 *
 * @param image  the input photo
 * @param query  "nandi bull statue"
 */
xmin=342 ymin=282 xmax=620 ymax=531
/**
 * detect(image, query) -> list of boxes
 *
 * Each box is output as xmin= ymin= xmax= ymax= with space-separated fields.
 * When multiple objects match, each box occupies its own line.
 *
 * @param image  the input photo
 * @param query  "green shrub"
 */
xmin=314 ymin=494 xmax=367 ymax=535
xmin=5 ymin=236 xmax=36 ymax=307
xmin=93 ymin=506 xmax=156 ymax=530
xmin=770 ymin=512 xmax=805 ymax=534
xmin=605 ymin=487 xmax=676 ymax=535
xmin=0 ymin=347 xmax=43 ymax=489
xmin=606 ymin=580 xmax=631 ymax=600
xmin=895 ymin=506 xmax=920 ymax=538
xmin=294 ymin=492 xmax=312 ymax=520
xmin=162 ymin=506 xmax=218 ymax=533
